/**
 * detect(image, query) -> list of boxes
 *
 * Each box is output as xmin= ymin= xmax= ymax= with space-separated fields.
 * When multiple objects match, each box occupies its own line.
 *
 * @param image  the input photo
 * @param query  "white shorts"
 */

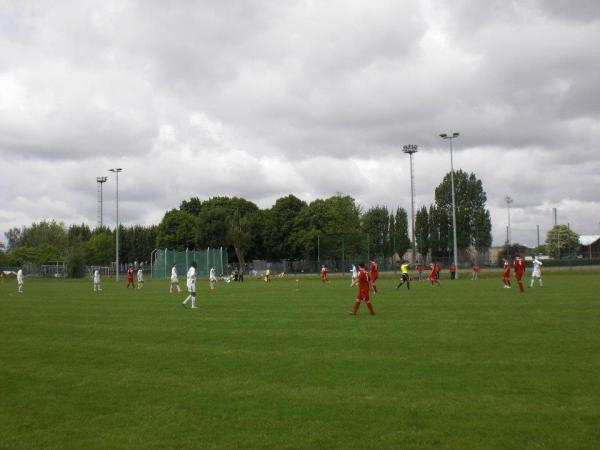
xmin=187 ymin=283 xmax=196 ymax=293
xmin=532 ymin=271 xmax=541 ymax=278
xmin=171 ymin=276 xmax=179 ymax=283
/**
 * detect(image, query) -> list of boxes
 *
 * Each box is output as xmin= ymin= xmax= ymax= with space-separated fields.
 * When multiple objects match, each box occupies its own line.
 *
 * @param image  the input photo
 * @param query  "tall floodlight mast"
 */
xmin=402 ymin=144 xmax=418 ymax=263
xmin=439 ymin=132 xmax=460 ymax=279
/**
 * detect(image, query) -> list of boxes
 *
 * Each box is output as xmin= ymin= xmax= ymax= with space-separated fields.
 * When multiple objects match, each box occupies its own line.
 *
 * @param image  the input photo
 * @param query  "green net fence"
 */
xmin=151 ymin=248 xmax=227 ymax=278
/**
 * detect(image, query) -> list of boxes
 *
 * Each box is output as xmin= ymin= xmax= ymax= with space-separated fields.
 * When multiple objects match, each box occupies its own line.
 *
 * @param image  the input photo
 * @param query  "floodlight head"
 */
xmin=402 ymin=144 xmax=418 ymax=154
xmin=439 ymin=133 xmax=448 ymax=139
xmin=96 ymin=176 xmax=107 ymax=183
xmin=108 ymin=168 xmax=123 ymax=173
xmin=452 ymin=132 xmax=460 ymax=138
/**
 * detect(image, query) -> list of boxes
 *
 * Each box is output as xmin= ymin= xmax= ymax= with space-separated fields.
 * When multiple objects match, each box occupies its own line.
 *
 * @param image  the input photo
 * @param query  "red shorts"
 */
xmin=515 ymin=272 xmax=523 ymax=281
xmin=356 ymin=288 xmax=370 ymax=302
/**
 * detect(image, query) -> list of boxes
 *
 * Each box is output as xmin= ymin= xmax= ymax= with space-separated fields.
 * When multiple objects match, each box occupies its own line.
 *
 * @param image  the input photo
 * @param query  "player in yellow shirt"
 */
xmin=396 ymin=260 xmax=410 ymax=290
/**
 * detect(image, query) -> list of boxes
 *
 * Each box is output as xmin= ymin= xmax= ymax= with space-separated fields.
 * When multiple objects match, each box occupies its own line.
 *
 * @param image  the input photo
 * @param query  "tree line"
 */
xmin=1 ymin=171 xmax=498 ymax=273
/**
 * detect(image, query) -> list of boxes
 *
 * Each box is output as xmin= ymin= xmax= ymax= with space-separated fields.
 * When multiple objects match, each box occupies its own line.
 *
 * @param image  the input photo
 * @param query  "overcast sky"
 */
xmin=1 ymin=0 xmax=599 ymax=247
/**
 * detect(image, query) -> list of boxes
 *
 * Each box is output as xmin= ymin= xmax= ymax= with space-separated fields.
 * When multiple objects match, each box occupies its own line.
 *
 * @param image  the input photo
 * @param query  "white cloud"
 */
xmin=1 ymin=0 xmax=599 ymax=246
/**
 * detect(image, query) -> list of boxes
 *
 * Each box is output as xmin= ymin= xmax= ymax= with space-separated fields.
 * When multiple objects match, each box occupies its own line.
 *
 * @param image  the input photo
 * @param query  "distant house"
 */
xmin=579 ymin=235 xmax=600 ymax=258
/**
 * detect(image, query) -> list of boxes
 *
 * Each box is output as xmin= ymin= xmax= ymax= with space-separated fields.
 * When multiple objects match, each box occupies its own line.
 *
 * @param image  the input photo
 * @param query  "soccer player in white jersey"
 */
xmin=530 ymin=256 xmax=543 ymax=287
xmin=17 ymin=268 xmax=24 ymax=293
xmin=350 ymin=264 xmax=357 ymax=286
xmin=137 ymin=268 xmax=144 ymax=289
xmin=170 ymin=263 xmax=181 ymax=293
xmin=182 ymin=262 xmax=198 ymax=309
xmin=209 ymin=267 xmax=217 ymax=290
xmin=93 ymin=269 xmax=102 ymax=292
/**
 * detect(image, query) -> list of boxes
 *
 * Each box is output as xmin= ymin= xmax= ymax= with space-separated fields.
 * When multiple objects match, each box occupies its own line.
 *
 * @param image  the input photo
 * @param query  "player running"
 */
xmin=127 ymin=265 xmax=135 ymax=288
xmin=396 ymin=261 xmax=410 ymax=290
xmin=321 ymin=265 xmax=329 ymax=283
xmin=17 ymin=268 xmax=24 ymax=293
xmin=93 ymin=269 xmax=102 ymax=292
xmin=471 ymin=262 xmax=480 ymax=280
xmin=502 ymin=258 xmax=511 ymax=288
xmin=350 ymin=264 xmax=357 ymax=286
xmin=449 ymin=262 xmax=457 ymax=280
xmin=369 ymin=260 xmax=379 ymax=293
xmin=170 ymin=263 xmax=181 ymax=293
xmin=182 ymin=262 xmax=198 ymax=309
xmin=209 ymin=267 xmax=217 ymax=290
xmin=137 ymin=267 xmax=144 ymax=289
xmin=428 ymin=263 xmax=440 ymax=286
xmin=350 ymin=262 xmax=376 ymax=316
xmin=530 ymin=256 xmax=543 ymax=288
xmin=513 ymin=255 xmax=526 ymax=293
xmin=416 ymin=263 xmax=425 ymax=281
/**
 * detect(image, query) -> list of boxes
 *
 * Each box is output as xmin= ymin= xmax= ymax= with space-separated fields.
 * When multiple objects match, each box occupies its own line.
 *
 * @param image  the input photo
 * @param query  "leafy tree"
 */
xmin=83 ymin=231 xmax=115 ymax=265
xmin=434 ymin=170 xmax=492 ymax=255
xmin=66 ymin=244 xmax=87 ymax=278
xmin=68 ymin=224 xmax=92 ymax=244
xmin=429 ymin=205 xmax=450 ymax=257
xmin=0 ymin=241 xmax=6 ymax=266
xmin=5 ymin=227 xmax=23 ymax=250
xmin=19 ymin=220 xmax=68 ymax=251
xmin=194 ymin=197 xmax=261 ymax=264
xmin=6 ymin=244 xmax=63 ymax=265
xmin=361 ymin=206 xmax=390 ymax=258
xmin=156 ymin=209 xmax=197 ymax=250
xmin=196 ymin=206 xmax=230 ymax=248
xmin=415 ymin=206 xmax=430 ymax=260
xmin=545 ymin=225 xmax=579 ymax=259
xmin=390 ymin=207 xmax=411 ymax=258
xmin=119 ymin=225 xmax=157 ymax=263
xmin=180 ymin=197 xmax=203 ymax=216
xmin=497 ymin=243 xmax=530 ymax=262
xmin=262 ymin=195 xmax=307 ymax=260
xmin=289 ymin=195 xmax=361 ymax=259
xmin=472 ymin=209 xmax=492 ymax=252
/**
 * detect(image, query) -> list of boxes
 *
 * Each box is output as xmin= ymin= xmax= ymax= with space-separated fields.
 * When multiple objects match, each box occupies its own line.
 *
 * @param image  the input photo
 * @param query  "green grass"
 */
xmin=1 ymin=271 xmax=599 ymax=449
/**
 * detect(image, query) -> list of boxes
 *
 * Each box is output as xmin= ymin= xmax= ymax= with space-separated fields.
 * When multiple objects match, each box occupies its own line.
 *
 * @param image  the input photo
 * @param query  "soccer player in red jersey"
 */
xmin=127 ymin=265 xmax=135 ymax=288
xmin=471 ymin=263 xmax=480 ymax=280
xmin=350 ymin=262 xmax=375 ymax=315
xmin=428 ymin=263 xmax=440 ymax=286
xmin=369 ymin=260 xmax=379 ymax=293
xmin=449 ymin=262 xmax=457 ymax=280
xmin=513 ymin=255 xmax=526 ymax=292
xmin=416 ymin=263 xmax=425 ymax=280
xmin=321 ymin=265 xmax=329 ymax=283
xmin=502 ymin=258 xmax=511 ymax=288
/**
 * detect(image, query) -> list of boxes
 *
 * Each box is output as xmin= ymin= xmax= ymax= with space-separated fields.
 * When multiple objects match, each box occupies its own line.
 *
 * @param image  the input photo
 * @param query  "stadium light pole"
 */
xmin=96 ymin=176 xmax=107 ymax=228
xmin=402 ymin=144 xmax=418 ymax=263
xmin=109 ymin=168 xmax=122 ymax=281
xmin=439 ymin=132 xmax=460 ymax=279
xmin=505 ymin=196 xmax=513 ymax=246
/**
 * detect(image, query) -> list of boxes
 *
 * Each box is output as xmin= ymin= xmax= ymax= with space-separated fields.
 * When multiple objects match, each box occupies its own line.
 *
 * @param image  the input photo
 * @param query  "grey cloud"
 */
xmin=1 ymin=0 xmax=599 ymax=245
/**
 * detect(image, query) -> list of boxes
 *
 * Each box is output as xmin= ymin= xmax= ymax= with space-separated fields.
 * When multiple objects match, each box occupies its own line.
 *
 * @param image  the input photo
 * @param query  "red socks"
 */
xmin=366 ymin=302 xmax=375 ymax=315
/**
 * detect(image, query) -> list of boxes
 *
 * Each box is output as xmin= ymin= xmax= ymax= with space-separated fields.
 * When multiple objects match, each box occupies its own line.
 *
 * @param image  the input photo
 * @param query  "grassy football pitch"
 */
xmin=1 ymin=271 xmax=599 ymax=449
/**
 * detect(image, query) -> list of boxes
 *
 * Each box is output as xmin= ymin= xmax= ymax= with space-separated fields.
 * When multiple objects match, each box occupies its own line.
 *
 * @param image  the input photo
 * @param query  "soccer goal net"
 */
xmin=151 ymin=248 xmax=227 ymax=278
